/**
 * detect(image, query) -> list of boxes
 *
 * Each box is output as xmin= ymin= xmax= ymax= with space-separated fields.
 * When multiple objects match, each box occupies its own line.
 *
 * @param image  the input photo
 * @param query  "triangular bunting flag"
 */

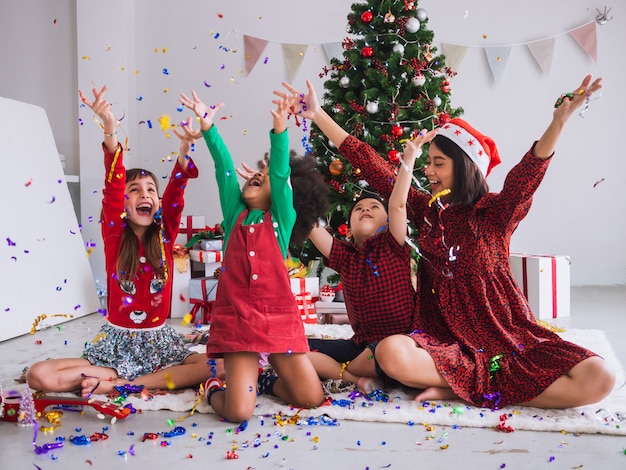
xmin=569 ymin=22 xmax=597 ymax=63
xmin=244 ymin=34 xmax=269 ymax=76
xmin=322 ymin=42 xmax=344 ymax=63
xmin=282 ymin=43 xmax=309 ymax=82
xmin=484 ymin=46 xmax=512 ymax=85
xmin=441 ymin=44 xmax=469 ymax=76
xmin=527 ymin=38 xmax=555 ymax=73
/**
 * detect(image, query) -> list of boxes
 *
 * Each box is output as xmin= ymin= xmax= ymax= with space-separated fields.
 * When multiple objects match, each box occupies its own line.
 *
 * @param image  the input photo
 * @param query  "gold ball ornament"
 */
xmin=329 ymin=160 xmax=345 ymax=176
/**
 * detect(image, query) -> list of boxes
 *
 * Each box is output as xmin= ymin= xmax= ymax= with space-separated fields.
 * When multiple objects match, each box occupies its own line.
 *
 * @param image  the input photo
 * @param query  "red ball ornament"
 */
xmin=361 ymin=11 xmax=373 ymax=23
xmin=437 ymin=113 xmax=451 ymax=126
xmin=387 ymin=149 xmax=400 ymax=163
xmin=362 ymin=46 xmax=374 ymax=58
xmin=391 ymin=125 xmax=404 ymax=138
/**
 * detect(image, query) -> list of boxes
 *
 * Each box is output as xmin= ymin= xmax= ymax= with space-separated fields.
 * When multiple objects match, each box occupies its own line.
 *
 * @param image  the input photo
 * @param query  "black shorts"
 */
xmin=307 ymin=338 xmax=383 ymax=376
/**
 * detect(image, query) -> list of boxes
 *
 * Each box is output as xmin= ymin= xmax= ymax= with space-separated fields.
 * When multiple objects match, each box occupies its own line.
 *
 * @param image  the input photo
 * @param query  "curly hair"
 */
xmin=288 ymin=151 xmax=330 ymax=246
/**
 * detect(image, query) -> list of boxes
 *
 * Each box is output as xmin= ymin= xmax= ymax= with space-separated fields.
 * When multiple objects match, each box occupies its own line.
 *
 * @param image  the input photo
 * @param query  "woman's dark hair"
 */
xmin=289 ymin=152 xmax=330 ymax=246
xmin=116 ymin=168 xmax=165 ymax=282
xmin=432 ymin=134 xmax=489 ymax=206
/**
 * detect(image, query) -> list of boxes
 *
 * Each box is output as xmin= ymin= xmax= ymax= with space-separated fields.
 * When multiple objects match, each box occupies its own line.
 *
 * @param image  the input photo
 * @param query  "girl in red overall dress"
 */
xmin=284 ymin=75 xmax=615 ymax=411
xmin=180 ymin=88 xmax=325 ymax=423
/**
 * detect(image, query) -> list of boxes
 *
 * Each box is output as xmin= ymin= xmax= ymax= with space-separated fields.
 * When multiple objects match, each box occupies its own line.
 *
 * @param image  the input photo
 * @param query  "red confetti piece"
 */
xmin=25 ymin=178 xmax=33 ymax=186
xmin=593 ymin=177 xmax=605 ymax=188
xmin=217 ymin=13 xmax=223 ymax=18
xmin=179 ymin=293 xmax=186 ymax=302
xmin=53 ymin=19 xmax=57 ymax=26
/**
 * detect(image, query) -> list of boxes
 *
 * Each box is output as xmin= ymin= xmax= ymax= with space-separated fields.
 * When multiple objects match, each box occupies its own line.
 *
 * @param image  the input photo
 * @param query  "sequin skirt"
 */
xmin=81 ymin=322 xmax=192 ymax=380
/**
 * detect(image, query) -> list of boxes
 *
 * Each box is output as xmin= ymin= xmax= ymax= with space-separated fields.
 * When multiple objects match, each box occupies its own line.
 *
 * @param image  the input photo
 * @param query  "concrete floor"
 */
xmin=1 ymin=286 xmax=625 ymax=469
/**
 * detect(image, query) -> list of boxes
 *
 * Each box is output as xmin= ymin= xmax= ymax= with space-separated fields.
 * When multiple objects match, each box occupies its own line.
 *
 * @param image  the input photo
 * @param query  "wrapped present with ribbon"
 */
xmin=295 ymin=292 xmax=317 ymax=324
xmin=175 ymin=215 xmax=209 ymax=246
xmin=289 ymin=277 xmax=319 ymax=301
xmin=185 ymin=223 xmax=224 ymax=250
xmin=188 ymin=277 xmax=219 ymax=324
xmin=189 ymin=249 xmax=223 ymax=277
xmin=509 ymin=253 xmax=571 ymax=319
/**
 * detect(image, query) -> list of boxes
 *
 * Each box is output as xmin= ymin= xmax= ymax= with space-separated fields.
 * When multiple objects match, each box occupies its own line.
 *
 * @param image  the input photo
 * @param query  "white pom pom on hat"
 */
xmin=437 ymin=118 xmax=501 ymax=177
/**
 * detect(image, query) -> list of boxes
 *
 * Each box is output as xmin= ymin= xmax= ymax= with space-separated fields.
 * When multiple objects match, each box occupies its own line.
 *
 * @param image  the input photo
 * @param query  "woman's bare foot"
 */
xmin=80 ymin=376 xmax=121 ymax=397
xmin=414 ymin=386 xmax=458 ymax=403
xmin=356 ymin=377 xmax=384 ymax=394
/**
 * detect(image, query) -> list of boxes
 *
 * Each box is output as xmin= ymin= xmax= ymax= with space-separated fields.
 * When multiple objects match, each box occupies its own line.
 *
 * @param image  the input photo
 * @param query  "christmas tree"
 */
xmin=293 ymin=0 xmax=463 ymax=267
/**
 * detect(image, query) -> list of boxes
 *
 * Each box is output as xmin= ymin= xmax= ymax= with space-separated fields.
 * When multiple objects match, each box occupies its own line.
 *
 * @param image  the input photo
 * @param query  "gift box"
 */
xmin=289 ymin=277 xmax=319 ymax=301
xmin=188 ymin=277 xmax=219 ymax=324
xmin=296 ymin=293 xmax=317 ymax=324
xmin=315 ymin=301 xmax=349 ymax=325
xmin=509 ymin=253 xmax=571 ymax=319
xmin=170 ymin=247 xmax=191 ymax=318
xmin=175 ymin=215 xmax=208 ymax=246
xmin=189 ymin=249 xmax=223 ymax=278
xmin=196 ymin=239 xmax=223 ymax=251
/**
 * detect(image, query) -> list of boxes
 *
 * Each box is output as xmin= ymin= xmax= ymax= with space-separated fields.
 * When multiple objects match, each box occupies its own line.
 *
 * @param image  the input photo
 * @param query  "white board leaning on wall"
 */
xmin=0 ymin=96 xmax=99 ymax=342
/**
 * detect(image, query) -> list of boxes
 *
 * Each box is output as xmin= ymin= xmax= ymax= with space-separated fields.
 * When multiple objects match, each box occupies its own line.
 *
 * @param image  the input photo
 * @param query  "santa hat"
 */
xmin=437 ymin=118 xmax=501 ymax=177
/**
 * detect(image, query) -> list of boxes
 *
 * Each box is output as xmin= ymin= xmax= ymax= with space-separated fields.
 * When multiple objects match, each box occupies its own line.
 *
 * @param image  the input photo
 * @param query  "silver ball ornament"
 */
xmin=405 ymin=17 xmax=420 ymax=33
xmin=366 ymin=101 xmax=379 ymax=114
xmin=339 ymin=76 xmax=350 ymax=88
xmin=433 ymin=96 xmax=442 ymax=107
xmin=416 ymin=8 xmax=428 ymax=22
xmin=392 ymin=43 xmax=405 ymax=55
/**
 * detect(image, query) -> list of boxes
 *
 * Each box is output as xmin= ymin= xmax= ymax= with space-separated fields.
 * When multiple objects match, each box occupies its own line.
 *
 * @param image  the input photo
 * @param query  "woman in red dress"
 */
xmin=284 ymin=75 xmax=615 ymax=410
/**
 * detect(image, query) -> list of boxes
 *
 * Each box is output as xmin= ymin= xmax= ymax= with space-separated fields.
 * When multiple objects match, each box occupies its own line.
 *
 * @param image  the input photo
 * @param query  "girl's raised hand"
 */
xmin=79 ymin=85 xmax=116 ymax=127
xmin=278 ymin=79 xmax=320 ymax=121
xmin=403 ymin=129 xmax=438 ymax=162
xmin=172 ymin=116 xmax=199 ymax=161
xmin=553 ymin=75 xmax=602 ymax=123
xmin=179 ymin=90 xmax=224 ymax=132
xmin=235 ymin=162 xmax=257 ymax=181
xmin=270 ymin=92 xmax=295 ymax=134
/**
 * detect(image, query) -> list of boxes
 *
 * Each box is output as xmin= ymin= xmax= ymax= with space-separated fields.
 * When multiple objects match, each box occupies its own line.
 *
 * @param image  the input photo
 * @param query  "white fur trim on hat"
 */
xmin=437 ymin=122 xmax=490 ymax=177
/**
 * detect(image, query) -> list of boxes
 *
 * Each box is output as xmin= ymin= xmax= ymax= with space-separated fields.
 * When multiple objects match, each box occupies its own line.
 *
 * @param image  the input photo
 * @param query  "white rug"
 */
xmin=115 ymin=324 xmax=626 ymax=436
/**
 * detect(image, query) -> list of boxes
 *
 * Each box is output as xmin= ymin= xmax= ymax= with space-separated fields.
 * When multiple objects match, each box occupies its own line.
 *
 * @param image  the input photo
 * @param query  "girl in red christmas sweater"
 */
xmin=27 ymin=85 xmax=215 ymax=397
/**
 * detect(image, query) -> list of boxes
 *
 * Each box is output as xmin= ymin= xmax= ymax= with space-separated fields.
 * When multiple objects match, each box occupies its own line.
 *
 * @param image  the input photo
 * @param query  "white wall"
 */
xmin=1 ymin=0 xmax=624 ymax=286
